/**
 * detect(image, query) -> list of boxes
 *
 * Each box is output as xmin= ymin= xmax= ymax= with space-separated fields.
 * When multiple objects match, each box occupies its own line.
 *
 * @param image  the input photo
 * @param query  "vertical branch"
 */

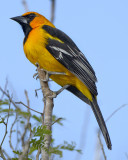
xmin=50 ymin=0 xmax=55 ymax=23
xmin=36 ymin=64 xmax=54 ymax=160
xmin=22 ymin=0 xmax=29 ymax=12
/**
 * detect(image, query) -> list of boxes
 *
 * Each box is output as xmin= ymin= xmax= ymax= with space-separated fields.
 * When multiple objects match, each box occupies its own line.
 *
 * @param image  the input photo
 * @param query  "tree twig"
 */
xmin=15 ymin=101 xmax=42 ymax=114
xmin=0 ymin=79 xmax=8 ymax=100
xmin=21 ymin=91 xmax=31 ymax=147
xmin=36 ymin=148 xmax=41 ymax=160
xmin=0 ymin=99 xmax=11 ymax=147
xmin=0 ymin=147 xmax=6 ymax=160
xmin=9 ymin=114 xmax=18 ymax=151
xmin=98 ymin=130 xmax=107 ymax=160
xmin=19 ymin=123 xmax=32 ymax=160
xmin=22 ymin=0 xmax=29 ymax=12
xmin=50 ymin=0 xmax=55 ymax=23
xmin=0 ymin=87 xmax=19 ymax=109
xmin=125 ymin=153 xmax=128 ymax=159
xmin=106 ymin=104 xmax=127 ymax=122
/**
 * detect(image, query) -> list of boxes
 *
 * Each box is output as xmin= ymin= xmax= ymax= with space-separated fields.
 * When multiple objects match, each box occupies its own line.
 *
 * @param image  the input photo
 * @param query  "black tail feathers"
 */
xmin=90 ymin=97 xmax=112 ymax=150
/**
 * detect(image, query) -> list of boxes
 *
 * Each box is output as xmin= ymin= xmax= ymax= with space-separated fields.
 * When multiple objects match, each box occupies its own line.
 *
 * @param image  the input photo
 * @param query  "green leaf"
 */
xmin=0 ymin=99 xmax=9 ymax=106
xmin=29 ymin=145 xmax=37 ymax=155
xmin=0 ymin=118 xmax=5 ymax=124
xmin=13 ymin=150 xmax=22 ymax=155
xmin=32 ymin=115 xmax=42 ymax=122
xmin=52 ymin=115 xmax=65 ymax=126
xmin=20 ymin=120 xmax=25 ymax=124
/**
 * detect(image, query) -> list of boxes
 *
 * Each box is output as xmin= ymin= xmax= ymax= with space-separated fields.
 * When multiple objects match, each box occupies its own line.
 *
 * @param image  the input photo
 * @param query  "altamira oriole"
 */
xmin=11 ymin=12 xmax=112 ymax=149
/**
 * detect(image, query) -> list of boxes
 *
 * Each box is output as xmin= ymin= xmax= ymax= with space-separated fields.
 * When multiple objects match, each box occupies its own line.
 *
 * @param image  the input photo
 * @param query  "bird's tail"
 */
xmin=90 ymin=96 xmax=112 ymax=150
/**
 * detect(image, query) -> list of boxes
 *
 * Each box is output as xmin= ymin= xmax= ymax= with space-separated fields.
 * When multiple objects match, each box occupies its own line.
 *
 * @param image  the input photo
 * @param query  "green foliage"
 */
xmin=32 ymin=115 xmax=42 ymax=123
xmin=29 ymin=125 xmax=51 ymax=154
xmin=49 ymin=141 xmax=82 ymax=158
xmin=52 ymin=115 xmax=65 ymax=126
xmin=0 ymin=98 xmax=81 ymax=159
xmin=13 ymin=150 xmax=22 ymax=155
xmin=0 ymin=99 xmax=9 ymax=106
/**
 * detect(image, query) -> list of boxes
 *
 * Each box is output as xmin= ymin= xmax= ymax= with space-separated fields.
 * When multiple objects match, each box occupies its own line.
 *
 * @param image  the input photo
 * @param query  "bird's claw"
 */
xmin=48 ymin=85 xmax=70 ymax=99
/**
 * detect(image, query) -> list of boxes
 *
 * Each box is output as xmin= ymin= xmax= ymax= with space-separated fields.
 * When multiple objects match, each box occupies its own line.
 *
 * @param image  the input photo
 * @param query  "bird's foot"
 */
xmin=48 ymin=85 xmax=70 ymax=99
xmin=40 ymin=69 xmax=66 ymax=81
xmin=33 ymin=72 xmax=39 ymax=80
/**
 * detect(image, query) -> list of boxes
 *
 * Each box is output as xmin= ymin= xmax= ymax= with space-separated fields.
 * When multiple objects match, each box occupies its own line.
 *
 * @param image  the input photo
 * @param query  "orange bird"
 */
xmin=11 ymin=12 xmax=112 ymax=149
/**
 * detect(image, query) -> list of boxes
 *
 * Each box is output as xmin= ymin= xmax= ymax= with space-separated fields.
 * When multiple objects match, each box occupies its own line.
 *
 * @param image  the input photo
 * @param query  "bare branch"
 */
xmin=0 ymin=100 xmax=11 ymax=147
xmin=106 ymin=104 xmax=127 ymax=122
xmin=19 ymin=124 xmax=32 ymax=160
xmin=2 ymin=150 xmax=11 ymax=160
xmin=22 ymin=0 xmax=29 ymax=12
xmin=0 ymin=79 xmax=8 ymax=100
xmin=21 ymin=91 xmax=31 ymax=147
xmin=0 ymin=87 xmax=19 ymax=109
xmin=98 ymin=131 xmax=107 ymax=160
xmin=125 ymin=153 xmax=128 ymax=159
xmin=36 ymin=148 xmax=41 ymax=160
xmin=15 ymin=101 xmax=42 ymax=114
xmin=50 ymin=0 xmax=55 ymax=23
xmin=0 ymin=147 xmax=6 ymax=160
xmin=52 ymin=117 xmax=63 ymax=125
xmin=9 ymin=114 xmax=18 ymax=151
xmin=36 ymin=64 xmax=54 ymax=160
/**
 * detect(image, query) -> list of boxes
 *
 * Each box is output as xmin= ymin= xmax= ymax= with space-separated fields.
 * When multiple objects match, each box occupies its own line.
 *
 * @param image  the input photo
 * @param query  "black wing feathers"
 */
xmin=43 ymin=25 xmax=79 ymax=50
xmin=43 ymin=25 xmax=98 ymax=96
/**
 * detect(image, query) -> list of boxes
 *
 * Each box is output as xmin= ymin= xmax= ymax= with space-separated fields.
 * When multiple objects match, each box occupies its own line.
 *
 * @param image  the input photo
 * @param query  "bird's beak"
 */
xmin=10 ymin=16 xmax=28 ymax=24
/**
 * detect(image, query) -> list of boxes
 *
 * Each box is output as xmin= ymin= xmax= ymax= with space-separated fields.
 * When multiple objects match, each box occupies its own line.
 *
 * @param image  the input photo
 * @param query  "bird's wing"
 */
xmin=43 ymin=25 xmax=98 ymax=95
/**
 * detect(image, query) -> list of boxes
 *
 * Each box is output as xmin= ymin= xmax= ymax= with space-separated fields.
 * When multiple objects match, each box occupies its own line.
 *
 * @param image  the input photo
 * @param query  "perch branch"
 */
xmin=36 ymin=64 xmax=54 ymax=160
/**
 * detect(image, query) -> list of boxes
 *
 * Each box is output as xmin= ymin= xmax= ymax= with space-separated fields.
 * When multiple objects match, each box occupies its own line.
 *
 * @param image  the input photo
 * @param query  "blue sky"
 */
xmin=0 ymin=0 xmax=128 ymax=159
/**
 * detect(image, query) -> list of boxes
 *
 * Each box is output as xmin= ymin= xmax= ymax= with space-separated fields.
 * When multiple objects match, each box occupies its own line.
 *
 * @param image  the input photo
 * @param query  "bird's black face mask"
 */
xmin=11 ymin=13 xmax=36 ymax=43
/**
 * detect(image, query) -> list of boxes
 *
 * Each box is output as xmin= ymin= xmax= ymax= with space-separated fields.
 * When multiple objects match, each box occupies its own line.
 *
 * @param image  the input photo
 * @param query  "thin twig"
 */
xmin=0 ymin=87 xmax=19 ymax=109
xmin=106 ymin=104 xmax=127 ymax=122
xmin=97 ymin=104 xmax=128 ymax=159
xmin=125 ymin=153 xmax=128 ymax=159
xmin=0 ymin=100 xmax=11 ymax=147
xmin=19 ymin=124 xmax=32 ymax=160
xmin=98 ymin=131 xmax=107 ymax=160
xmin=9 ymin=114 xmax=18 ymax=151
xmin=52 ymin=118 xmax=63 ymax=125
xmin=0 ymin=79 xmax=8 ymax=100
xmin=15 ymin=101 xmax=42 ymax=114
xmin=51 ymin=0 xmax=55 ymax=23
xmin=36 ymin=148 xmax=41 ymax=160
xmin=0 ymin=147 xmax=6 ymax=160
xmin=21 ymin=91 xmax=31 ymax=147
xmin=2 ymin=149 xmax=11 ymax=160
xmin=22 ymin=0 xmax=29 ymax=12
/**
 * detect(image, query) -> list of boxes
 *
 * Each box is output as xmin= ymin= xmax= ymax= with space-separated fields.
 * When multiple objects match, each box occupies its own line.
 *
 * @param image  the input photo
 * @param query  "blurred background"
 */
xmin=0 ymin=0 xmax=128 ymax=159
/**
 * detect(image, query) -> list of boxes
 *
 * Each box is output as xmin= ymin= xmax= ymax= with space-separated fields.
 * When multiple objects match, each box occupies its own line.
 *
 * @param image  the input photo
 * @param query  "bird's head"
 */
xmin=11 ymin=12 xmax=54 ymax=36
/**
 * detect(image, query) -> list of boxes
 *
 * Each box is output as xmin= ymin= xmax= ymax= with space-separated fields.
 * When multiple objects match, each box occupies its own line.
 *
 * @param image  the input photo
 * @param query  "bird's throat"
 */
xmin=22 ymin=24 xmax=32 ymax=44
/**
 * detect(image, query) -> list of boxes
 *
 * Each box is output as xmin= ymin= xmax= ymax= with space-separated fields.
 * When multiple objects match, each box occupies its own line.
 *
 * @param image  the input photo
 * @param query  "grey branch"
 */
xmin=0 ymin=87 xmax=19 ymax=109
xmin=98 ymin=131 xmax=107 ymax=160
xmin=22 ymin=0 xmax=29 ymax=12
xmin=36 ymin=64 xmax=54 ymax=160
xmin=106 ymin=104 xmax=128 ymax=122
xmin=51 ymin=0 xmax=55 ymax=23
xmin=0 ymin=147 xmax=6 ymax=160
xmin=15 ymin=101 xmax=42 ymax=114
xmin=0 ymin=100 xmax=10 ymax=147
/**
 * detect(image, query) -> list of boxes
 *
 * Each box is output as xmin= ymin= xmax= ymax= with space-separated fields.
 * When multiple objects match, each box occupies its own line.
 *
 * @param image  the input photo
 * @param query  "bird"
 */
xmin=11 ymin=11 xmax=112 ymax=149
